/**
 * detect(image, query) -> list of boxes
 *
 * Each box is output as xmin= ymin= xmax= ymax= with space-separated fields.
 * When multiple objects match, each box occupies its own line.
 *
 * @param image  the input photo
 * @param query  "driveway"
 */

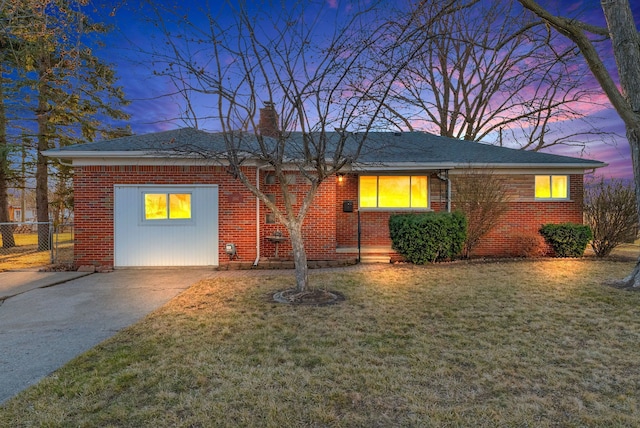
xmin=0 ymin=269 xmax=215 ymax=404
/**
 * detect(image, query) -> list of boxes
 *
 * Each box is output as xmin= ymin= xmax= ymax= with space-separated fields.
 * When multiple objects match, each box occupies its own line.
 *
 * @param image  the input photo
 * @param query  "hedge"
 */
xmin=539 ymin=223 xmax=593 ymax=257
xmin=389 ymin=212 xmax=467 ymax=264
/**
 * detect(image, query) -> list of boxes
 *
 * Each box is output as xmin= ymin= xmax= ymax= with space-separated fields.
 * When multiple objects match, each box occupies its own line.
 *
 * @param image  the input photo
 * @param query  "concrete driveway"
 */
xmin=0 ymin=269 xmax=215 ymax=404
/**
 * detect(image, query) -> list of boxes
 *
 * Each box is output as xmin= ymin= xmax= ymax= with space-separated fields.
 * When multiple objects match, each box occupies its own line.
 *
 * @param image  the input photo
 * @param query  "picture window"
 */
xmin=359 ymin=176 xmax=428 ymax=208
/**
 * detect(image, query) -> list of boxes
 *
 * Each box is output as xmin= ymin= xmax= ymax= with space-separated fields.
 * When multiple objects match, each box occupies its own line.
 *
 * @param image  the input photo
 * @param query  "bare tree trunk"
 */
xmin=0 ymin=162 xmax=15 ymax=248
xmin=35 ymin=138 xmax=50 ymax=250
xmin=601 ymin=0 xmax=640 ymax=287
xmin=288 ymin=222 xmax=309 ymax=293
xmin=0 ymin=159 xmax=14 ymax=248
xmin=519 ymin=0 xmax=640 ymax=286
xmin=621 ymin=127 xmax=640 ymax=287
xmin=36 ymin=78 xmax=50 ymax=250
xmin=0 ymin=64 xmax=15 ymax=248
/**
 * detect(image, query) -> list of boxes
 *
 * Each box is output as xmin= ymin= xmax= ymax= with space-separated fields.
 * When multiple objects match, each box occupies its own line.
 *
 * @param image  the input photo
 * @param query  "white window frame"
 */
xmin=358 ymin=175 xmax=430 ymax=210
xmin=535 ymin=175 xmax=569 ymax=200
xmin=141 ymin=190 xmax=195 ymax=225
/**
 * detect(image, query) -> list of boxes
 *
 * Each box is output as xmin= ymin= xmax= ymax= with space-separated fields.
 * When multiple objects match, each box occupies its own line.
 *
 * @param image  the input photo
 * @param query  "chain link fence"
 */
xmin=0 ymin=222 xmax=74 ymax=270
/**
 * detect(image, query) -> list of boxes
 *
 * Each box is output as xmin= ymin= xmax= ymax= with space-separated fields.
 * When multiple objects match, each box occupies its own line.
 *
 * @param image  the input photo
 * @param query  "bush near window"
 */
xmin=452 ymin=171 xmax=509 ymax=258
xmin=585 ymin=177 xmax=638 ymax=257
xmin=513 ymin=234 xmax=547 ymax=258
xmin=539 ymin=223 xmax=592 ymax=257
xmin=389 ymin=212 xmax=467 ymax=264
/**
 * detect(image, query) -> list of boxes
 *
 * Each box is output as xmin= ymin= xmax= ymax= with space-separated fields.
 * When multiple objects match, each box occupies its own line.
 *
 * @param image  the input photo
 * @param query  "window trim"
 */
xmin=141 ymin=191 xmax=194 ymax=224
xmin=534 ymin=175 xmax=569 ymax=200
xmin=358 ymin=175 xmax=430 ymax=210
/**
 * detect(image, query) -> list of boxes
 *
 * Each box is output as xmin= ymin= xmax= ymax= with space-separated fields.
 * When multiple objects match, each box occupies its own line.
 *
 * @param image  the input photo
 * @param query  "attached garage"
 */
xmin=114 ymin=185 xmax=219 ymax=267
xmin=43 ymin=126 xmax=606 ymax=268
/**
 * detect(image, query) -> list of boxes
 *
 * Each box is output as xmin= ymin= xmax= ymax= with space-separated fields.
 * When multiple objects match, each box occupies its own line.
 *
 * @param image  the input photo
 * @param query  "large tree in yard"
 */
xmin=518 ymin=0 xmax=640 ymax=286
xmin=3 ymin=0 xmax=130 ymax=249
xmin=382 ymin=0 xmax=604 ymax=151
xmin=146 ymin=0 xmax=471 ymax=294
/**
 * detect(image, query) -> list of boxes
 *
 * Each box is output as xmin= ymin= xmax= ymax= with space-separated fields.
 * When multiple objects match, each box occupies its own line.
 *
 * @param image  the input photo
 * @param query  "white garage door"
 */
xmin=114 ymin=185 xmax=218 ymax=267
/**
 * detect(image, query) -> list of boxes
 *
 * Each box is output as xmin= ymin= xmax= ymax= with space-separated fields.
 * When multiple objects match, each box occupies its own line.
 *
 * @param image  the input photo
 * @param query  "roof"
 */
xmin=44 ymin=127 xmax=606 ymax=170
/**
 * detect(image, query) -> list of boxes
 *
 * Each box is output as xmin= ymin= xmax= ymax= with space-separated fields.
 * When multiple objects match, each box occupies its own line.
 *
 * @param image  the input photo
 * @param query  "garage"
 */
xmin=114 ymin=185 xmax=219 ymax=267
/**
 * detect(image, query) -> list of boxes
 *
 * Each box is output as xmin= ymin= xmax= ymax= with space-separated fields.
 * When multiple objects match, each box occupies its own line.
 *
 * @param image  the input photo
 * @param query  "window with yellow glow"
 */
xmin=535 ymin=175 xmax=568 ymax=199
xmin=359 ymin=176 xmax=428 ymax=208
xmin=144 ymin=193 xmax=192 ymax=220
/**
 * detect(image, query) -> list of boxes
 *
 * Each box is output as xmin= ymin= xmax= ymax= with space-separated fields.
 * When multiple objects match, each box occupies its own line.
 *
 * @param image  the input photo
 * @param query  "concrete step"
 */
xmin=359 ymin=255 xmax=391 ymax=264
xmin=336 ymin=246 xmax=392 ymax=254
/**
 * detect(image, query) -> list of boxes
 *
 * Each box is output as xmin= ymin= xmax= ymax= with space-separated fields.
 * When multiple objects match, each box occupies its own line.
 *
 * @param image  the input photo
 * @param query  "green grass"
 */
xmin=2 ymin=259 xmax=640 ymax=426
xmin=0 ymin=232 xmax=73 ymax=271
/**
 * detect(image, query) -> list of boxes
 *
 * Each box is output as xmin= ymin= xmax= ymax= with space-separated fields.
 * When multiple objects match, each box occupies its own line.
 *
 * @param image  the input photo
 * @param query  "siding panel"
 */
xmin=114 ymin=185 xmax=218 ymax=266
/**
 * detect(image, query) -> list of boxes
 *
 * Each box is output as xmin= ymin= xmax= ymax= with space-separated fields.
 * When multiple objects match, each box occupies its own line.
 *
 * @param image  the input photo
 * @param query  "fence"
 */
xmin=0 ymin=222 xmax=74 ymax=270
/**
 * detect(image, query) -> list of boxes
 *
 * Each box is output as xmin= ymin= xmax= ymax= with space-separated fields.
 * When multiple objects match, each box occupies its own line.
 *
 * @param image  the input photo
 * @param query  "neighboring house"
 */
xmin=44 ymin=120 xmax=605 ymax=268
xmin=7 ymin=206 xmax=37 ymax=223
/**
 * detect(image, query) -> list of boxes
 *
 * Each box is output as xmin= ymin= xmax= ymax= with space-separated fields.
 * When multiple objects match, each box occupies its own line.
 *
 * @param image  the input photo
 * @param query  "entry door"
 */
xmin=114 ymin=185 xmax=218 ymax=267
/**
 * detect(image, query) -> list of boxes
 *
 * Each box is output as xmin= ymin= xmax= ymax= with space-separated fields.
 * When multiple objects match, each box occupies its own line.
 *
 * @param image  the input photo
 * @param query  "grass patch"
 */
xmin=2 ymin=259 xmax=640 ymax=426
xmin=0 ymin=232 xmax=73 ymax=271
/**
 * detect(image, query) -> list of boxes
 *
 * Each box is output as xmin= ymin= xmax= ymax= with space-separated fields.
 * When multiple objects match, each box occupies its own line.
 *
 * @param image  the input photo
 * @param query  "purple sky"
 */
xmin=94 ymin=0 xmax=639 ymax=180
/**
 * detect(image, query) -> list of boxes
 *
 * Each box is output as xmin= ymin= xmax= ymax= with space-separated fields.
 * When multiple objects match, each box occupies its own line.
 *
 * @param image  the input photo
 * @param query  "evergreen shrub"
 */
xmin=389 ymin=212 xmax=467 ymax=264
xmin=539 ymin=223 xmax=592 ymax=257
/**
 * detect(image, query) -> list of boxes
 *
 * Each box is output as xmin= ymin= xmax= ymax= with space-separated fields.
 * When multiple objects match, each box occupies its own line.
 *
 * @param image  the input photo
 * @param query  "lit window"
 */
xmin=144 ymin=193 xmax=192 ymax=220
xmin=535 ymin=175 xmax=568 ymax=199
xmin=359 ymin=176 xmax=428 ymax=208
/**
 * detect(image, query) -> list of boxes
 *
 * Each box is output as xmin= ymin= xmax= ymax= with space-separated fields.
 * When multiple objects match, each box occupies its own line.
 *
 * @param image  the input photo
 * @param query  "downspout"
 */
xmin=436 ymin=170 xmax=451 ymax=212
xmin=447 ymin=174 xmax=452 ymax=213
xmin=254 ymin=164 xmax=267 ymax=266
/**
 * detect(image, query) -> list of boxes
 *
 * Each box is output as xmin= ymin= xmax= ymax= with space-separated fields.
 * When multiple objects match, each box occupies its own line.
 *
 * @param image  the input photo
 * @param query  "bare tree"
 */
xmin=452 ymin=170 xmax=509 ymax=257
xmin=382 ymin=0 xmax=605 ymax=150
xmin=146 ymin=0 xmax=470 ymax=293
xmin=518 ymin=0 xmax=640 ymax=286
xmin=585 ymin=177 xmax=637 ymax=257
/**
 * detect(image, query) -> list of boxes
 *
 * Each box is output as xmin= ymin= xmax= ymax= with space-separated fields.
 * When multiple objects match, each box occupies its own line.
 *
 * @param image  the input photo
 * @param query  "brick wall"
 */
xmin=336 ymin=173 xmax=447 ymax=248
xmin=260 ymin=173 xmax=343 ymax=260
xmin=336 ymin=173 xmax=359 ymax=247
xmin=334 ymin=172 xmax=586 ymax=257
xmin=469 ymin=174 xmax=584 ymax=256
xmin=74 ymin=165 xmax=258 ymax=266
xmin=74 ymin=166 xmax=587 ymax=266
xmin=73 ymin=165 xmax=342 ymax=267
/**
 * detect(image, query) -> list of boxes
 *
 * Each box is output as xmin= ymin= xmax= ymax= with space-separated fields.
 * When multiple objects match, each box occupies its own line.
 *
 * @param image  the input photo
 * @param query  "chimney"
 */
xmin=258 ymin=102 xmax=279 ymax=137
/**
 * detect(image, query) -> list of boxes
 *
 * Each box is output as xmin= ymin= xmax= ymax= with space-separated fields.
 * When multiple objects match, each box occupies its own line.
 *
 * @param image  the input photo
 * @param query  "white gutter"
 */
xmin=43 ymin=150 xmax=607 ymax=171
xmin=352 ymin=161 xmax=607 ymax=170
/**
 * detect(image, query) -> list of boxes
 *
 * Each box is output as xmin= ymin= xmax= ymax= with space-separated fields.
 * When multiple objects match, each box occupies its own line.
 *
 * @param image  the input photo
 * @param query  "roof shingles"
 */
xmin=46 ymin=128 xmax=605 ymax=168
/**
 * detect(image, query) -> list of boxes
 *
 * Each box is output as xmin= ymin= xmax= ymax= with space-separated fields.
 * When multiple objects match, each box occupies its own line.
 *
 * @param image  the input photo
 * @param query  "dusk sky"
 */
xmin=88 ymin=0 xmax=640 ymax=180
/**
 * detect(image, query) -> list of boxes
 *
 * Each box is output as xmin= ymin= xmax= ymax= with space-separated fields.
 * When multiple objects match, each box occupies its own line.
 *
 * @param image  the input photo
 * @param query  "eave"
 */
xmin=351 ymin=161 xmax=607 ymax=172
xmin=44 ymin=150 xmax=607 ymax=172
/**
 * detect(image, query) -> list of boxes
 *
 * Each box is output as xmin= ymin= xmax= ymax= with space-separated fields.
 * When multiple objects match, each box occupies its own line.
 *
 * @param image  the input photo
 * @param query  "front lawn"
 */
xmin=2 ymin=259 xmax=640 ymax=426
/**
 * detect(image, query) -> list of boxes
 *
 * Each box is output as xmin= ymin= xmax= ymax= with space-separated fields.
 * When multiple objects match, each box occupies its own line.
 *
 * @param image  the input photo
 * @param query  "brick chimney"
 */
xmin=258 ymin=102 xmax=279 ymax=137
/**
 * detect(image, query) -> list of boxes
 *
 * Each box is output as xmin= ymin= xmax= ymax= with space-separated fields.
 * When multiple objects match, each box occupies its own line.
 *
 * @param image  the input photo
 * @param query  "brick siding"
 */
xmin=73 ymin=165 xmax=345 ymax=267
xmin=469 ymin=174 xmax=584 ymax=257
xmin=335 ymin=172 xmax=586 ymax=257
xmin=74 ymin=167 xmax=587 ymax=267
